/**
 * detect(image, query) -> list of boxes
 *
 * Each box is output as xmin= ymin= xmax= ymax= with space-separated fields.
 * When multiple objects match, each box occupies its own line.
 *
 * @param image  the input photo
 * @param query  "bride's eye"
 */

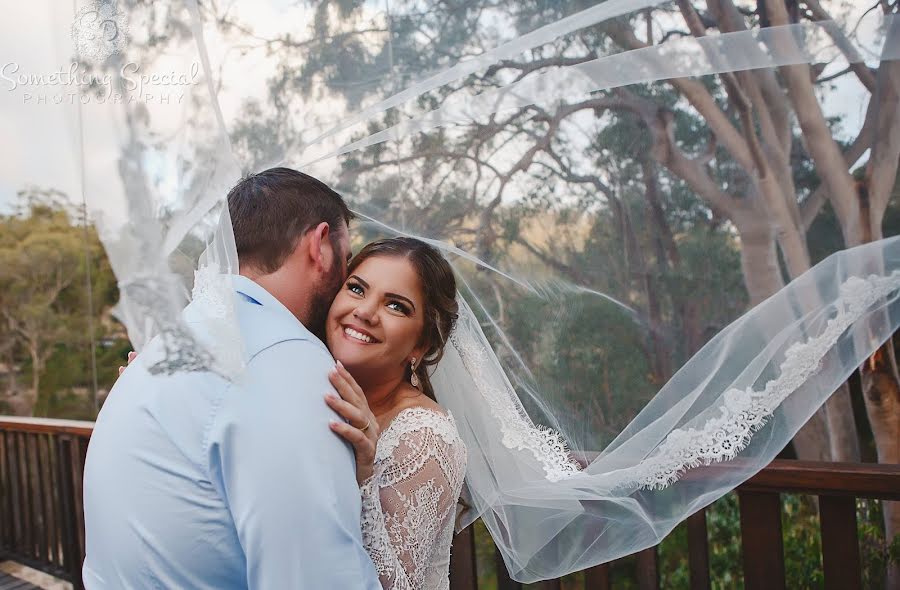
xmin=347 ymin=282 xmax=364 ymax=296
xmin=387 ymin=301 xmax=410 ymax=314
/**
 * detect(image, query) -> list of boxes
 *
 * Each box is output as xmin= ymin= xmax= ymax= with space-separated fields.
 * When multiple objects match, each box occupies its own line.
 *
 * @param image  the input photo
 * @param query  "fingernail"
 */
xmin=336 ymin=360 xmax=344 ymax=369
xmin=325 ymin=393 xmax=337 ymax=401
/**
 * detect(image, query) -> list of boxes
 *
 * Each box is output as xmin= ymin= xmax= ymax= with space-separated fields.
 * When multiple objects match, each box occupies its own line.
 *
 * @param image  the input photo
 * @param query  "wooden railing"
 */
xmin=0 ymin=417 xmax=92 ymax=589
xmin=2 ymin=417 xmax=898 ymax=590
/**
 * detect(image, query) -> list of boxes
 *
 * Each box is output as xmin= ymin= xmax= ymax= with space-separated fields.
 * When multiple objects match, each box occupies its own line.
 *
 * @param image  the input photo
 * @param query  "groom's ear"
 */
xmin=306 ymin=222 xmax=332 ymax=271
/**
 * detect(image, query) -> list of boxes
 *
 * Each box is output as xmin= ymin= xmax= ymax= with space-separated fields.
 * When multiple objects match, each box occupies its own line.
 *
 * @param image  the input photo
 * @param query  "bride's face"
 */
xmin=325 ymin=255 xmax=426 ymax=383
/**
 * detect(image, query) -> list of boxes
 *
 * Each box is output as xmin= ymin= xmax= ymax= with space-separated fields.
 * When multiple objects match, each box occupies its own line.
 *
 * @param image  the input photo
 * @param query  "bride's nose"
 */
xmin=353 ymin=300 xmax=379 ymax=324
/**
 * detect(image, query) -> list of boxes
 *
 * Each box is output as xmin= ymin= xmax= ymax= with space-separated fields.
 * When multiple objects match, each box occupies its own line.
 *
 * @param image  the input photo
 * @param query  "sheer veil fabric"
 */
xmin=49 ymin=0 xmax=900 ymax=582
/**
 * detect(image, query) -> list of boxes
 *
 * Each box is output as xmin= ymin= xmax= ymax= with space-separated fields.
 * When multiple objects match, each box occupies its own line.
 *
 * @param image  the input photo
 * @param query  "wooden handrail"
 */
xmin=0 ymin=417 xmax=95 ymax=438
xmin=741 ymin=459 xmax=900 ymax=500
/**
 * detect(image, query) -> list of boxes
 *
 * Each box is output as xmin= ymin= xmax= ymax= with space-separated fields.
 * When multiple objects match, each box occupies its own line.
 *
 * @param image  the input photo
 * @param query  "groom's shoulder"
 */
xmin=234 ymin=292 xmax=329 ymax=362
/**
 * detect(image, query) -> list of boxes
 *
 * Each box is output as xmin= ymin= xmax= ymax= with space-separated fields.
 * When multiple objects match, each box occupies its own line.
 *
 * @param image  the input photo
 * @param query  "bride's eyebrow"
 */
xmin=348 ymin=274 xmax=369 ymax=288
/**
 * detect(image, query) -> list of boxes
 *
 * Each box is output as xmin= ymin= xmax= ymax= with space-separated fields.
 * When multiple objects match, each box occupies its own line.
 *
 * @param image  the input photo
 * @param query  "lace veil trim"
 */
xmin=450 ymin=309 xmax=582 ymax=483
xmin=445 ymin=271 xmax=900 ymax=488
xmin=626 ymin=271 xmax=900 ymax=490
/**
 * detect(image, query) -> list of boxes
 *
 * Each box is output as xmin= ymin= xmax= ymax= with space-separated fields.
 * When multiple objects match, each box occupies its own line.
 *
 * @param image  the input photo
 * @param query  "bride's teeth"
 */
xmin=344 ymin=327 xmax=372 ymax=343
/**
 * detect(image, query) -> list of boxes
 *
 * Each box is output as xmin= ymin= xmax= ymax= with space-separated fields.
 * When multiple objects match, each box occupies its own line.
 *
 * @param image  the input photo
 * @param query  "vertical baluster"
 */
xmin=47 ymin=431 xmax=61 ymax=569
xmin=44 ymin=434 xmax=62 ymax=568
xmin=0 ymin=430 xmax=8 ymax=554
xmin=56 ymin=435 xmax=79 ymax=585
xmin=30 ymin=433 xmax=41 ymax=560
xmin=449 ymin=527 xmax=477 ymax=590
xmin=495 ymin=547 xmax=522 ymax=590
xmin=17 ymin=431 xmax=33 ymax=560
xmin=636 ymin=547 xmax=659 ymax=590
xmin=819 ymin=495 xmax=861 ymax=590
xmin=25 ymin=432 xmax=44 ymax=563
xmin=74 ymin=436 xmax=89 ymax=559
xmin=584 ymin=563 xmax=611 ymax=590
xmin=738 ymin=491 xmax=786 ymax=590
xmin=6 ymin=432 xmax=21 ymax=556
xmin=687 ymin=509 xmax=711 ymax=590
xmin=35 ymin=433 xmax=51 ymax=566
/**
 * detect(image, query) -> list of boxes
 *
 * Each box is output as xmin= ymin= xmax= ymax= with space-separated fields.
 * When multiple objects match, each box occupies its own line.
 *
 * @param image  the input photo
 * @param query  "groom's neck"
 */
xmin=240 ymin=268 xmax=312 ymax=326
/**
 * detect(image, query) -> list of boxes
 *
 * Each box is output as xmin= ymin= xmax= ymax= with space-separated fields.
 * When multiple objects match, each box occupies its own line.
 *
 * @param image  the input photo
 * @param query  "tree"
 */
xmin=0 ymin=189 xmax=119 ymax=417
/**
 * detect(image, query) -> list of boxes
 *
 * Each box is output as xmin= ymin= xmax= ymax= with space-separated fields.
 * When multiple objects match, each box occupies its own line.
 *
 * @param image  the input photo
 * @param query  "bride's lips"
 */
xmin=339 ymin=323 xmax=381 ymax=344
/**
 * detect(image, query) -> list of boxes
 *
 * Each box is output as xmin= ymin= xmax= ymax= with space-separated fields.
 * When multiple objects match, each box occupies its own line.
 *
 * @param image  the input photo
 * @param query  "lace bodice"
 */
xmin=360 ymin=407 xmax=467 ymax=590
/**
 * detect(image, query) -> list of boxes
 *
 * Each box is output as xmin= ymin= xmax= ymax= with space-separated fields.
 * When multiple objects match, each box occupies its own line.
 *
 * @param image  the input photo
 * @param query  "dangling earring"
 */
xmin=410 ymin=357 xmax=420 ymax=389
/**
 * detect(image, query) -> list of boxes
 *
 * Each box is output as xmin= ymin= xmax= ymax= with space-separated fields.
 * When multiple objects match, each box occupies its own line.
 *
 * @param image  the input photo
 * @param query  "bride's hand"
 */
xmin=118 ymin=351 xmax=137 ymax=376
xmin=325 ymin=361 xmax=379 ymax=486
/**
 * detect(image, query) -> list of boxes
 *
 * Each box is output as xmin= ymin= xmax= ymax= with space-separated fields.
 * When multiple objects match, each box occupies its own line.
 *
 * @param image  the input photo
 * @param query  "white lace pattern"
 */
xmin=628 ymin=271 xmax=900 ymax=490
xmin=189 ymin=265 xmax=244 ymax=379
xmin=450 ymin=308 xmax=581 ymax=483
xmin=360 ymin=407 xmax=467 ymax=590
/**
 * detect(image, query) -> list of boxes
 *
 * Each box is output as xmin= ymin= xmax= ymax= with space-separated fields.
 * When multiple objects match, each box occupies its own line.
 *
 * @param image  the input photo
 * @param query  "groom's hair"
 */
xmin=227 ymin=167 xmax=353 ymax=274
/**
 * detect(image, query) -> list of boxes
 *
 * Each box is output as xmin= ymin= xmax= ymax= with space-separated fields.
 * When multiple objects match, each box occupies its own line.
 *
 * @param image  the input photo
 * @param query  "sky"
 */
xmin=0 ymin=0 xmax=886 ymax=215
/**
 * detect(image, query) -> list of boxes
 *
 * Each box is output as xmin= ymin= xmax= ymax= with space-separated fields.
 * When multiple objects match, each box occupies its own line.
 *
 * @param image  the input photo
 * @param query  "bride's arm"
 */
xmin=326 ymin=366 xmax=467 ymax=590
xmin=359 ymin=425 xmax=465 ymax=590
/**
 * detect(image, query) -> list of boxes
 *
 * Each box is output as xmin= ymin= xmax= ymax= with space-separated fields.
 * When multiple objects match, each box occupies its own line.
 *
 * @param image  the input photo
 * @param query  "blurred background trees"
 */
xmin=0 ymin=188 xmax=128 ymax=419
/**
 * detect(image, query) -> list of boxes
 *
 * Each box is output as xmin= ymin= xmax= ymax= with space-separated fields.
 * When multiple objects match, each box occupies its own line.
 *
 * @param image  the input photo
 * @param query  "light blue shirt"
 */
xmin=82 ymin=275 xmax=381 ymax=589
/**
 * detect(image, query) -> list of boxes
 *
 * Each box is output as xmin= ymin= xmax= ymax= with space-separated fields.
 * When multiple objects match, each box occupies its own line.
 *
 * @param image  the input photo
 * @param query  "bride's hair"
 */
xmin=348 ymin=237 xmax=458 ymax=401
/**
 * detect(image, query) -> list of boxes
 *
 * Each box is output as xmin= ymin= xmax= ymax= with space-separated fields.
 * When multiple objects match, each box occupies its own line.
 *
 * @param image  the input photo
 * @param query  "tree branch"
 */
xmin=801 ymin=0 xmax=878 ymax=92
xmin=605 ymin=18 xmax=757 ymax=173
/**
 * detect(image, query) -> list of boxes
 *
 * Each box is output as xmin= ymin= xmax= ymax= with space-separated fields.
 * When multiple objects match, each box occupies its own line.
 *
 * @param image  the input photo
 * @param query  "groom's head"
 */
xmin=228 ymin=167 xmax=352 ymax=336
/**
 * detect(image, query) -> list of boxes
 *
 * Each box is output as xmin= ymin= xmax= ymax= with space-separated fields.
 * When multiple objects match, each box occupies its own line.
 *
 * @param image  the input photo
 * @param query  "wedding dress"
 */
xmin=359 ymin=407 xmax=467 ymax=590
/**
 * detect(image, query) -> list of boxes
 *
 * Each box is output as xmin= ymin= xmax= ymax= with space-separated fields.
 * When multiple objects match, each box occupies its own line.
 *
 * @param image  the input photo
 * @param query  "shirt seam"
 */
xmin=200 ymin=335 xmax=325 ymax=463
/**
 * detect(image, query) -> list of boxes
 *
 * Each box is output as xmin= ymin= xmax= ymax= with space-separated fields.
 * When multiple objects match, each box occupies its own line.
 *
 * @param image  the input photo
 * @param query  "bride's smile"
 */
xmin=326 ymin=255 xmax=427 ymax=383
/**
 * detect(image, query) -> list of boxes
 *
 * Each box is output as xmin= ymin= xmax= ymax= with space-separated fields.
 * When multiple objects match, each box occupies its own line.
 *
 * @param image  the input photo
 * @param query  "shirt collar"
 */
xmin=231 ymin=274 xmax=301 ymax=323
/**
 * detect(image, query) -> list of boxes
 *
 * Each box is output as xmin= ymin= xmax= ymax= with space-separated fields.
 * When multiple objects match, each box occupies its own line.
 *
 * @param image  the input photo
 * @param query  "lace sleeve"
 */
xmin=359 ymin=411 xmax=467 ymax=590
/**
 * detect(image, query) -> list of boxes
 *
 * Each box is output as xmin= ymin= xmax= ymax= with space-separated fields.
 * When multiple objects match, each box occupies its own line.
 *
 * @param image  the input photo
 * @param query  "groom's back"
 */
xmin=82 ymin=341 xmax=243 ymax=588
xmin=82 ymin=277 xmax=379 ymax=589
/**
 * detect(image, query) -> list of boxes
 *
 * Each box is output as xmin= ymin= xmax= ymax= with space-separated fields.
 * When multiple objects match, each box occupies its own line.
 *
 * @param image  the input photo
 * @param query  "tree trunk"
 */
xmin=27 ymin=342 xmax=39 ymax=417
xmin=767 ymin=1 xmax=864 ymax=246
xmin=736 ymin=219 xmax=832 ymax=459
xmin=734 ymin=219 xmax=783 ymax=307
xmin=861 ymin=342 xmax=900 ymax=588
xmin=824 ymin=382 xmax=861 ymax=462
xmin=859 ymin=42 xmax=900 ymax=589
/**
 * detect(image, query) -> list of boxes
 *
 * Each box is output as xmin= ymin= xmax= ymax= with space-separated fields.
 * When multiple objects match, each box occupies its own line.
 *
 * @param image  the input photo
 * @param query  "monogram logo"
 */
xmin=71 ymin=1 xmax=128 ymax=63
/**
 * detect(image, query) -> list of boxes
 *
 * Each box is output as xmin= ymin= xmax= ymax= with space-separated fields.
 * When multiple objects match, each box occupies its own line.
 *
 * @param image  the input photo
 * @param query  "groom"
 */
xmin=82 ymin=168 xmax=381 ymax=588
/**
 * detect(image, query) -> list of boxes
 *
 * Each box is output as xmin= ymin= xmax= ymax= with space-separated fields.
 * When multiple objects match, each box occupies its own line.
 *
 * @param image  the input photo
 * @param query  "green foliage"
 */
xmin=0 ymin=189 xmax=129 ymax=419
xmin=657 ymin=493 xmax=899 ymax=590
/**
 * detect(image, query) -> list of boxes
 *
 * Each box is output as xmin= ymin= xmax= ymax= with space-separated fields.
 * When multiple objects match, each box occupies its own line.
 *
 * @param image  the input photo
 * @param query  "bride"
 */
xmin=320 ymin=236 xmax=468 ymax=590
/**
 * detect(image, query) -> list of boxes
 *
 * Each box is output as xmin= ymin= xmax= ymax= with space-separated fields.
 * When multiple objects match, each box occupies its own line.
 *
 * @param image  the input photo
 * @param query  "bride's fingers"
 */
xmin=329 ymin=367 xmax=364 ymax=406
xmin=324 ymin=393 xmax=367 ymax=427
xmin=127 ymin=351 xmax=137 ymax=364
xmin=118 ymin=366 xmax=126 ymax=376
xmin=334 ymin=361 xmax=365 ymax=400
xmin=329 ymin=420 xmax=374 ymax=454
